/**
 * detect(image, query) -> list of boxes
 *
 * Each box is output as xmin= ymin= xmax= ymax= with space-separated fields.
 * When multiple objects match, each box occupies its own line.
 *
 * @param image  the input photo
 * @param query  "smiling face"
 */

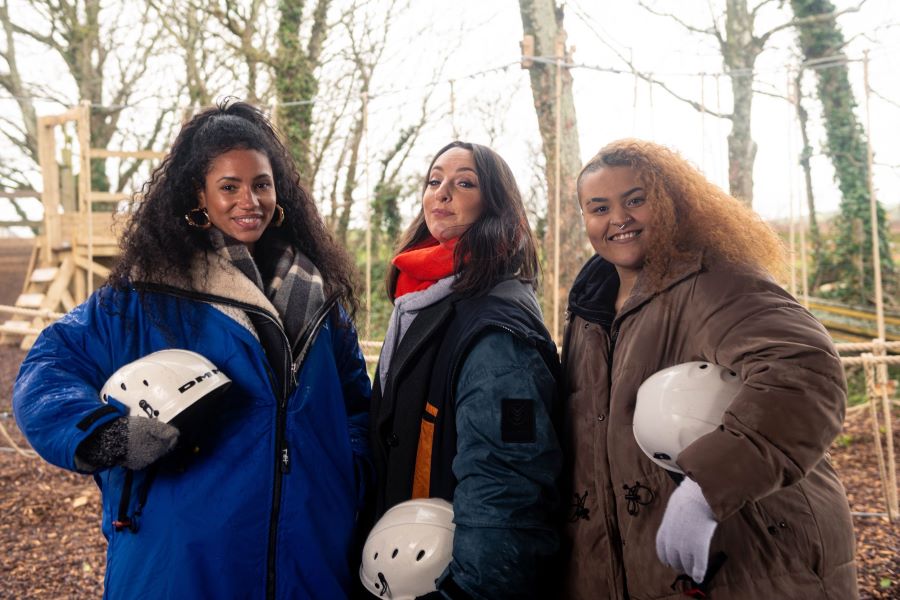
xmin=579 ymin=166 xmax=653 ymax=283
xmin=422 ymin=147 xmax=484 ymax=245
xmin=198 ymin=148 xmax=276 ymax=253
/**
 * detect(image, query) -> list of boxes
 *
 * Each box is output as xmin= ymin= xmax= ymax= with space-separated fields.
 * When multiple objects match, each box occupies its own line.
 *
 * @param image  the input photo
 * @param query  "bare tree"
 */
xmin=0 ymin=0 xmax=169 ymax=196
xmin=518 ymin=0 xmax=585 ymax=337
xmin=626 ymin=0 xmax=863 ymax=205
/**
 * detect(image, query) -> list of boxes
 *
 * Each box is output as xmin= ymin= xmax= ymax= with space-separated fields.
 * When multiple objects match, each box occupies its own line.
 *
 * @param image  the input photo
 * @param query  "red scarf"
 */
xmin=393 ymin=237 xmax=457 ymax=298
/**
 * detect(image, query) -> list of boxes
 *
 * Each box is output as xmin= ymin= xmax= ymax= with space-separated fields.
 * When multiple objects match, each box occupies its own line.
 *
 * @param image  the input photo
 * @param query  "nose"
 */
xmin=609 ymin=206 xmax=632 ymax=230
xmin=435 ymin=180 xmax=451 ymax=203
xmin=238 ymin=187 xmax=260 ymax=209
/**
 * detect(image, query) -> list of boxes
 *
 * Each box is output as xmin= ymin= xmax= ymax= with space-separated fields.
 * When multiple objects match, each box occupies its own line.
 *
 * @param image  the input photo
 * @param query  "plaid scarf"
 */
xmin=209 ymin=229 xmax=325 ymax=343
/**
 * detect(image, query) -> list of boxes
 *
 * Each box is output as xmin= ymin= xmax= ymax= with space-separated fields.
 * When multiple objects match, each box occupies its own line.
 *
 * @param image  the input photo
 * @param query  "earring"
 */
xmin=185 ymin=207 xmax=211 ymax=229
xmin=271 ymin=204 xmax=285 ymax=228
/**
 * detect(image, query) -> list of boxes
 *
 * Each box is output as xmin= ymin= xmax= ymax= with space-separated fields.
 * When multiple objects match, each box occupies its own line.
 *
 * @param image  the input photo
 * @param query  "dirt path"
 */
xmin=1 ymin=344 xmax=897 ymax=598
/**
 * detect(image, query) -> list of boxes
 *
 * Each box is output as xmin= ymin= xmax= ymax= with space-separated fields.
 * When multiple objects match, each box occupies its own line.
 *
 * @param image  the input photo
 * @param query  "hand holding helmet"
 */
xmin=360 ymin=498 xmax=455 ymax=600
xmin=75 ymin=416 xmax=179 ymax=471
xmin=633 ymin=361 xmax=740 ymax=474
xmin=75 ymin=349 xmax=231 ymax=471
xmin=634 ymin=362 xmax=740 ymax=584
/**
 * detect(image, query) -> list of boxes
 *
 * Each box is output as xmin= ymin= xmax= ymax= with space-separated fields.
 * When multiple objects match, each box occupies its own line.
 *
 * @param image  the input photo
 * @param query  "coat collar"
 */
xmin=619 ymin=251 xmax=704 ymax=318
xmin=132 ymin=249 xmax=284 ymax=329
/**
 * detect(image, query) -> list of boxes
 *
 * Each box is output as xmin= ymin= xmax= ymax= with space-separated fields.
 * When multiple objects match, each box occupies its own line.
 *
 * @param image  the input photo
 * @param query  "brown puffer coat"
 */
xmin=560 ymin=254 xmax=857 ymax=600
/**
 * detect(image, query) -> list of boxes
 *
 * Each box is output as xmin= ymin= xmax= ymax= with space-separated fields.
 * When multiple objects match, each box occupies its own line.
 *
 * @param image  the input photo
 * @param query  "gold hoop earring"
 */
xmin=185 ymin=207 xmax=211 ymax=229
xmin=271 ymin=204 xmax=285 ymax=228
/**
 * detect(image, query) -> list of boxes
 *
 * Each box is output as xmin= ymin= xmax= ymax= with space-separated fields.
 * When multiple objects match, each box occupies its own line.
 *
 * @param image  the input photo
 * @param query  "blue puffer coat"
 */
xmin=13 ymin=251 xmax=372 ymax=600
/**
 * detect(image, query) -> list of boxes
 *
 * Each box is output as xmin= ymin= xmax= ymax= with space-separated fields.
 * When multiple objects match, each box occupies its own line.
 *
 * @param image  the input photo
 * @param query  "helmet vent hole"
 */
xmin=416 ymin=550 xmax=426 ymax=561
xmin=120 ymin=383 xmax=127 ymax=390
xmin=391 ymin=548 xmax=398 ymax=558
xmin=372 ymin=552 xmax=378 ymax=560
xmin=142 ymin=379 xmax=149 ymax=386
xmin=729 ymin=371 xmax=737 ymax=377
xmin=699 ymin=364 xmax=708 ymax=369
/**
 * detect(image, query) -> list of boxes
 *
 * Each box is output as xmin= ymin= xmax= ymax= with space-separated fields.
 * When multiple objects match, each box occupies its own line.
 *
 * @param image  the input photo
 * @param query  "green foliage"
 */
xmin=879 ymin=578 xmax=892 ymax=590
xmin=790 ymin=0 xmax=896 ymax=305
xmin=845 ymin=366 xmax=868 ymax=407
xmin=834 ymin=433 xmax=854 ymax=449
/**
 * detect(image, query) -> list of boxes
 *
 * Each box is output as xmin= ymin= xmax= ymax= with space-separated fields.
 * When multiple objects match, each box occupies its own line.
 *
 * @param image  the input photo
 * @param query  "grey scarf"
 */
xmin=209 ymin=229 xmax=325 ymax=342
xmin=378 ymin=276 xmax=456 ymax=386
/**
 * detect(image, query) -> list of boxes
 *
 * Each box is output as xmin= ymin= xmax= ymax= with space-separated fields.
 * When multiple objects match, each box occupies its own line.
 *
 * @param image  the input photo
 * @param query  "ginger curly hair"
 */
xmin=578 ymin=138 xmax=786 ymax=287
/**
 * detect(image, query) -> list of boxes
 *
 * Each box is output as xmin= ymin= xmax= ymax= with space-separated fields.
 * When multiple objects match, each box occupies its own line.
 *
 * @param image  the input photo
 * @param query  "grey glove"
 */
xmin=655 ymin=477 xmax=718 ymax=583
xmin=75 ymin=416 xmax=179 ymax=471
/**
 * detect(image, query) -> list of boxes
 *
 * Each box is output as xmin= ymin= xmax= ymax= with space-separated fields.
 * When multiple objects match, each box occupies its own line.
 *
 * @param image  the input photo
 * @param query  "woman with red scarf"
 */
xmin=369 ymin=141 xmax=562 ymax=600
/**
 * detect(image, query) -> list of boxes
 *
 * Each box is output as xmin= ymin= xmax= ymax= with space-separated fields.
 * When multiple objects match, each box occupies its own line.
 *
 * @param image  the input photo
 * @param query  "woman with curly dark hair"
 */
xmin=561 ymin=139 xmax=857 ymax=599
xmin=14 ymin=100 xmax=372 ymax=599
xmin=367 ymin=141 xmax=562 ymax=600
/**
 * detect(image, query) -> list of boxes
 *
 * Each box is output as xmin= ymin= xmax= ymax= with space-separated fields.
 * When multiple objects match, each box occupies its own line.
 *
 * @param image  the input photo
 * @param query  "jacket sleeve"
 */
xmin=676 ymin=271 xmax=847 ymax=521
xmin=445 ymin=330 xmax=561 ymax=600
xmin=330 ymin=305 xmax=373 ymax=511
xmin=13 ymin=291 xmax=128 ymax=472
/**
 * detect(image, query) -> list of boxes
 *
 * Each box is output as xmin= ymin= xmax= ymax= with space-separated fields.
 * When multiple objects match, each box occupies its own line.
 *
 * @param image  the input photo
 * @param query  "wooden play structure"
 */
xmin=0 ymin=102 xmax=164 ymax=348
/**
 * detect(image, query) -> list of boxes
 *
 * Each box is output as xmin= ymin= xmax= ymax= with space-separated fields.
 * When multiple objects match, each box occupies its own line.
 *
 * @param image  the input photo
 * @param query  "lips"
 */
xmin=609 ymin=230 xmax=640 ymax=241
xmin=232 ymin=214 xmax=264 ymax=229
xmin=431 ymin=209 xmax=454 ymax=217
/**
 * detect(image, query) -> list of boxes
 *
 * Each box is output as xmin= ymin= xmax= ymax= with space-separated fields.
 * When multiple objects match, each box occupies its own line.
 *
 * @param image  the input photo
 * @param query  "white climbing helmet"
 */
xmin=633 ymin=361 xmax=741 ymax=474
xmin=360 ymin=498 xmax=455 ymax=600
xmin=100 ymin=349 xmax=231 ymax=425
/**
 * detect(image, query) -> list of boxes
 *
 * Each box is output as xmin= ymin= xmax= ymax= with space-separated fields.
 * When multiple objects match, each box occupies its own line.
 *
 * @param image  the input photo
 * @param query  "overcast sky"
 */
xmin=2 ymin=0 xmax=898 ymax=228
xmin=363 ymin=0 xmax=899 ymax=222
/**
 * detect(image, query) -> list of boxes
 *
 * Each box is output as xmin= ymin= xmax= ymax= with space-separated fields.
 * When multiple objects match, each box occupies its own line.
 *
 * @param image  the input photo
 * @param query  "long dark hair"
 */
xmin=387 ymin=141 xmax=539 ymax=301
xmin=110 ymin=99 xmax=358 ymax=315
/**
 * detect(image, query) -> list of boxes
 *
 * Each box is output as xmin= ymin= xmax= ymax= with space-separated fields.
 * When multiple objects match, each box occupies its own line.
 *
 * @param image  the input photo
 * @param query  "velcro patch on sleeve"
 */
xmin=501 ymin=398 xmax=536 ymax=443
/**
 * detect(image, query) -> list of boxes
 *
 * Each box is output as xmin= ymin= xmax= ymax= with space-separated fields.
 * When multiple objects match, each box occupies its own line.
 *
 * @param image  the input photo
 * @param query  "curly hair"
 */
xmin=577 ymin=139 xmax=786 ymax=286
xmin=387 ymin=141 xmax=540 ymax=301
xmin=110 ymin=99 xmax=358 ymax=316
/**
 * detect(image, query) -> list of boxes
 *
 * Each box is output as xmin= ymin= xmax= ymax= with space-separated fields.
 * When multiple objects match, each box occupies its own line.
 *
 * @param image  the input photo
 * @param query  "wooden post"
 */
xmin=552 ymin=35 xmax=563 ymax=343
xmin=37 ymin=117 xmax=61 ymax=263
xmin=362 ymin=91 xmax=371 ymax=340
xmin=862 ymin=51 xmax=885 ymax=341
xmin=863 ymin=353 xmax=895 ymax=521
xmin=77 ymin=101 xmax=94 ymax=297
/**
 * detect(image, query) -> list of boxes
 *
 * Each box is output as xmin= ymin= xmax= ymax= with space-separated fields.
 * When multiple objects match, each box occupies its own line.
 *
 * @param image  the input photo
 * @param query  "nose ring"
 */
xmin=618 ymin=222 xmax=627 ymax=230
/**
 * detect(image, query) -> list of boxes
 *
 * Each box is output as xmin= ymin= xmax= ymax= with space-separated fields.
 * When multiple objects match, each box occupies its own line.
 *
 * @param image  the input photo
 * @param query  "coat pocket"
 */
xmin=728 ymin=484 xmax=822 ymax=579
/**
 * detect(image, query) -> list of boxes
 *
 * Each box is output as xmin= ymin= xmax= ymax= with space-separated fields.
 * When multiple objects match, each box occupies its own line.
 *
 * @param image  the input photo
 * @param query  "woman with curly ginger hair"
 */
xmin=14 ymin=100 xmax=372 ymax=599
xmin=561 ymin=139 xmax=857 ymax=599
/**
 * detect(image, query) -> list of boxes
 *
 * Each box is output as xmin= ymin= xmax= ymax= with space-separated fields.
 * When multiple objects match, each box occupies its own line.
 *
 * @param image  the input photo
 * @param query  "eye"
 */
xmin=427 ymin=178 xmax=441 ymax=187
xmin=255 ymin=182 xmax=273 ymax=190
xmin=221 ymin=184 xmax=237 ymax=192
xmin=626 ymin=196 xmax=645 ymax=207
xmin=590 ymin=204 xmax=608 ymax=214
xmin=457 ymin=180 xmax=477 ymax=189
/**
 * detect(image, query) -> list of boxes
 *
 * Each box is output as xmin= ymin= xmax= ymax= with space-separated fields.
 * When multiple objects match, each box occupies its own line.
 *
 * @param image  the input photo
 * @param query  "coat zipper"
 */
xmin=136 ymin=283 xmax=337 ymax=600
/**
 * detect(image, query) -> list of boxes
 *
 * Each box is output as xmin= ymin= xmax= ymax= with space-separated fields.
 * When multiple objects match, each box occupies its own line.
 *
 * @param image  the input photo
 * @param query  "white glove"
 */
xmin=655 ymin=477 xmax=718 ymax=583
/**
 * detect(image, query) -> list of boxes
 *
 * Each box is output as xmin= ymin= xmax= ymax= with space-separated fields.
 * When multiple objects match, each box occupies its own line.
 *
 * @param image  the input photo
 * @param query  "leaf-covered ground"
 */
xmin=1 ymin=344 xmax=897 ymax=598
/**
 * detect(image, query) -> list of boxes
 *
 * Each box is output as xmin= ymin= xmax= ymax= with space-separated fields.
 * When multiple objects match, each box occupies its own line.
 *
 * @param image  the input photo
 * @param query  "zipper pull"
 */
xmin=281 ymin=444 xmax=291 ymax=473
xmin=290 ymin=360 xmax=300 ymax=388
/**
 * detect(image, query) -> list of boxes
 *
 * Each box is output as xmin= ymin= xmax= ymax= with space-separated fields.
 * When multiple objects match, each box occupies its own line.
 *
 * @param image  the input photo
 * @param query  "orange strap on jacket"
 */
xmin=412 ymin=402 xmax=439 ymax=498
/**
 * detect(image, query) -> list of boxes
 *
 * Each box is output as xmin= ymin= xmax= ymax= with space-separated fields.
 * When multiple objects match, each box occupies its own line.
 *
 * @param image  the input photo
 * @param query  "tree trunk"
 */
xmin=723 ymin=0 xmax=759 ymax=205
xmin=794 ymin=72 xmax=824 ymax=288
xmin=275 ymin=0 xmax=331 ymax=188
xmin=790 ymin=0 xmax=895 ymax=304
xmin=518 ymin=0 xmax=585 ymax=338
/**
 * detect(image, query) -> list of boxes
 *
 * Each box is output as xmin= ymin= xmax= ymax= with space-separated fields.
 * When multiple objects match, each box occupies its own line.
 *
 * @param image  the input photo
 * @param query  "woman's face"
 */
xmin=423 ymin=147 xmax=483 ymax=245
xmin=579 ymin=166 xmax=652 ymax=279
xmin=198 ymin=148 xmax=277 ymax=253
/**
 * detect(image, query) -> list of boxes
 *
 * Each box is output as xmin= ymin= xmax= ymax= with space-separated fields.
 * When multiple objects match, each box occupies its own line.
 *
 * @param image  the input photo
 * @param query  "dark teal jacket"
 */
xmin=371 ymin=279 xmax=561 ymax=600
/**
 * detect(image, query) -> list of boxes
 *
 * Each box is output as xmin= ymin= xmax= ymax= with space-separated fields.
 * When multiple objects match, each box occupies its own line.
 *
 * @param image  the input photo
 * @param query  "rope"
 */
xmin=0 ymin=419 xmax=32 ymax=457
